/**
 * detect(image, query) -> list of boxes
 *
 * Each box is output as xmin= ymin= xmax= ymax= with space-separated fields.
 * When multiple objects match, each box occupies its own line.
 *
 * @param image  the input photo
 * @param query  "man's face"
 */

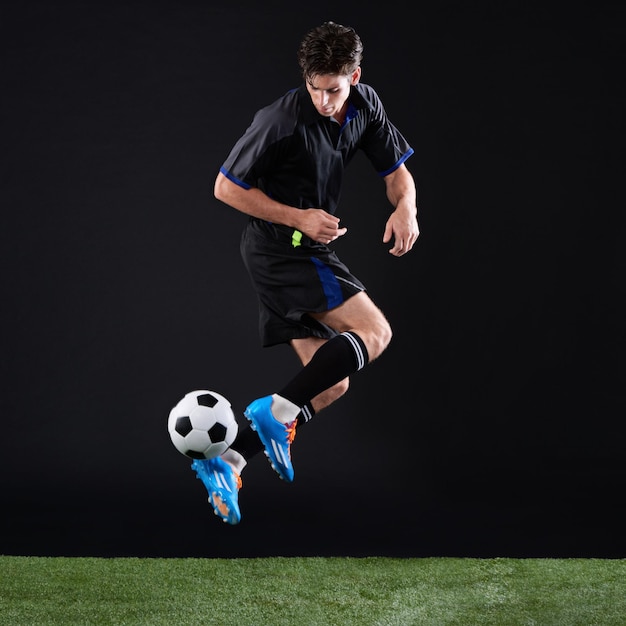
xmin=305 ymin=68 xmax=361 ymax=120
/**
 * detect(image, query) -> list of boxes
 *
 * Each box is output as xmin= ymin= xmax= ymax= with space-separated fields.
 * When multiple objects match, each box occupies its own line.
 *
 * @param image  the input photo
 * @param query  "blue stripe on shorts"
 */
xmin=311 ymin=257 xmax=343 ymax=309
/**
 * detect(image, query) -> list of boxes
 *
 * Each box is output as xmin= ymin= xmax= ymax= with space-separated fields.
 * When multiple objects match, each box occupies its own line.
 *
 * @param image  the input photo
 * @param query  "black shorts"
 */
xmin=240 ymin=218 xmax=366 ymax=347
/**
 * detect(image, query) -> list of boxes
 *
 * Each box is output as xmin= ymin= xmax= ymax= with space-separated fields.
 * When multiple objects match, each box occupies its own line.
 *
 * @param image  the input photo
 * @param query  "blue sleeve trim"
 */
xmin=219 ymin=166 xmax=252 ymax=190
xmin=377 ymin=148 xmax=414 ymax=177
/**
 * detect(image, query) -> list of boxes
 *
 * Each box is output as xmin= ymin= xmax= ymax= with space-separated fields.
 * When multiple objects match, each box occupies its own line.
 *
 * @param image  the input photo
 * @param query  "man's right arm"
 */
xmin=214 ymin=172 xmax=347 ymax=245
xmin=214 ymin=171 xmax=296 ymax=225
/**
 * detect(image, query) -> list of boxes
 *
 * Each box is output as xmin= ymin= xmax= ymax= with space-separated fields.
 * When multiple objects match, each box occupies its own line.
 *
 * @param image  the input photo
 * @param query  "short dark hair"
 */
xmin=297 ymin=21 xmax=364 ymax=80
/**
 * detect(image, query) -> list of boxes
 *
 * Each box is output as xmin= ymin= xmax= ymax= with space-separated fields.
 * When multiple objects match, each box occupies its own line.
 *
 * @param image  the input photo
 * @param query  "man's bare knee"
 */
xmin=361 ymin=315 xmax=393 ymax=362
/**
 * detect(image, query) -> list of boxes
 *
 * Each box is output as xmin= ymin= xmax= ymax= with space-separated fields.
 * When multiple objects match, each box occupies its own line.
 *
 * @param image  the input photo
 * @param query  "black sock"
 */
xmin=228 ymin=332 xmax=368 ymax=462
xmin=278 ymin=331 xmax=368 ymax=407
xmin=230 ymin=402 xmax=315 ymax=460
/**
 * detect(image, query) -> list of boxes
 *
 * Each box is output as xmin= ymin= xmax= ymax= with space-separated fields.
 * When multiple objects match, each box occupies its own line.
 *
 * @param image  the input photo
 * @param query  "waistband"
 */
xmin=255 ymin=220 xmax=319 ymax=248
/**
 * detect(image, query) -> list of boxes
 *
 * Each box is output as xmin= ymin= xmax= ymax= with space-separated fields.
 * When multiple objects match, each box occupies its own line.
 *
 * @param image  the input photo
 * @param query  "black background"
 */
xmin=1 ymin=1 xmax=624 ymax=558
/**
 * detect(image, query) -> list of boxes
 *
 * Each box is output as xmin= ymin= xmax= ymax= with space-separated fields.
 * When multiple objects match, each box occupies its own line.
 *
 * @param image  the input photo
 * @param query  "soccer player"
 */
xmin=191 ymin=21 xmax=419 ymax=524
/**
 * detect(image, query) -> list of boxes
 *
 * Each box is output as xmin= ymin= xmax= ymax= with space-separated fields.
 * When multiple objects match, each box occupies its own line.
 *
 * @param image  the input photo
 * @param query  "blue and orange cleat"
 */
xmin=244 ymin=396 xmax=296 ymax=482
xmin=191 ymin=456 xmax=242 ymax=525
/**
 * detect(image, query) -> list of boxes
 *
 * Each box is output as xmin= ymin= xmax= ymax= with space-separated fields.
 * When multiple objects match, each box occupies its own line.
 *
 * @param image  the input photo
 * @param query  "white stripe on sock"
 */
xmin=341 ymin=331 xmax=365 ymax=370
xmin=300 ymin=405 xmax=313 ymax=422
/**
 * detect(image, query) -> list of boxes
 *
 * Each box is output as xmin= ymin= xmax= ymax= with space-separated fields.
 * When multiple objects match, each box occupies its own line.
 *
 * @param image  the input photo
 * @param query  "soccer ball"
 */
xmin=168 ymin=390 xmax=238 ymax=460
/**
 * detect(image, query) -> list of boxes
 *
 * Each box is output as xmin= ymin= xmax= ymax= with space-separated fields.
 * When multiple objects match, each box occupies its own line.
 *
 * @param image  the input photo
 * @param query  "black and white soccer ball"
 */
xmin=168 ymin=390 xmax=238 ymax=460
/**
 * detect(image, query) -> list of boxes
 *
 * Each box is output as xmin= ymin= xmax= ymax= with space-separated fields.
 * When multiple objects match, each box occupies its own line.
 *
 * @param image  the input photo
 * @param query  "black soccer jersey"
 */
xmin=219 ymin=83 xmax=414 ymax=215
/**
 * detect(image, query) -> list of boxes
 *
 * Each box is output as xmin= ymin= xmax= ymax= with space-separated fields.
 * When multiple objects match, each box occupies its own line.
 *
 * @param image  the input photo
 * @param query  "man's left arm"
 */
xmin=382 ymin=164 xmax=419 ymax=257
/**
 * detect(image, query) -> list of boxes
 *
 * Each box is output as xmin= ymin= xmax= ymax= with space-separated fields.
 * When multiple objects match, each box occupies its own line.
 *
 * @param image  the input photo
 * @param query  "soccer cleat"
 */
xmin=191 ymin=456 xmax=242 ymax=525
xmin=244 ymin=396 xmax=296 ymax=482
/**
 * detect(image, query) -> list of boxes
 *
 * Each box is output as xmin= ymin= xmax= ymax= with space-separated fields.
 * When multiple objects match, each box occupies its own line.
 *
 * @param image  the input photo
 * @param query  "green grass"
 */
xmin=1 ymin=556 xmax=625 ymax=625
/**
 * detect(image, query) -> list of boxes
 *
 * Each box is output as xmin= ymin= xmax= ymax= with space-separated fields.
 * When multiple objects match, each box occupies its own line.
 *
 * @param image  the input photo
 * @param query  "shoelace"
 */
xmin=285 ymin=420 xmax=297 ymax=445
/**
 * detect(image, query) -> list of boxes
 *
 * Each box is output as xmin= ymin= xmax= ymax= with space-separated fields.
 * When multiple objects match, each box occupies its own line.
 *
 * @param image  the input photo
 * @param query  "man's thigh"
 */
xmin=311 ymin=291 xmax=386 ymax=333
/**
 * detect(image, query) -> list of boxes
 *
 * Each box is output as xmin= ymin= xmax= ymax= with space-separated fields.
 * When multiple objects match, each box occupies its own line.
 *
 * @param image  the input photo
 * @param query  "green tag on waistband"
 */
xmin=291 ymin=229 xmax=303 ymax=248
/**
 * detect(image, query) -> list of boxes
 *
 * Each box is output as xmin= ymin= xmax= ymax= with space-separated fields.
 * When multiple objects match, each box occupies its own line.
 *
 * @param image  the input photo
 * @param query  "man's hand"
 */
xmin=383 ymin=207 xmax=419 ymax=256
xmin=298 ymin=208 xmax=348 ymax=245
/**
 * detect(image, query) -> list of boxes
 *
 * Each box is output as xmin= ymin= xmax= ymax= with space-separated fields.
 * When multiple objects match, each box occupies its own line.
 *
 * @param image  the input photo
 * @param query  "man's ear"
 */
xmin=351 ymin=67 xmax=361 ymax=85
